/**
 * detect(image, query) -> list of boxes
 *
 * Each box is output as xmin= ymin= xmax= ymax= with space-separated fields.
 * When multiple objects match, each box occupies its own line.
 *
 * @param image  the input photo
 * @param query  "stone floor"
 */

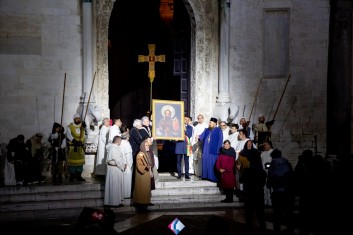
xmin=0 ymin=170 xmax=341 ymax=235
xmin=113 ymin=207 xmax=279 ymax=235
xmin=0 ymin=173 xmax=285 ymax=235
xmin=1 ymin=205 xmax=282 ymax=235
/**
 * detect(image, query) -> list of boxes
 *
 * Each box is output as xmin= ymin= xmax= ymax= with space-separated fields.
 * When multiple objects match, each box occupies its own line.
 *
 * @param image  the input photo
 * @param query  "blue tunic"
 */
xmin=199 ymin=127 xmax=223 ymax=182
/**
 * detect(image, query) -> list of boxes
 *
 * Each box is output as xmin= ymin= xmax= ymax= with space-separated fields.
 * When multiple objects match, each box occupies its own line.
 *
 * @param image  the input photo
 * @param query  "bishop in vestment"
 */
xmin=198 ymin=117 xmax=223 ymax=182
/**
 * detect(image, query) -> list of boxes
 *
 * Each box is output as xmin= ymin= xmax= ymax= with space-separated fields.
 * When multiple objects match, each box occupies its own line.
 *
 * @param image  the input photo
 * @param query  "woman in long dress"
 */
xmin=133 ymin=140 xmax=153 ymax=211
xmin=215 ymin=140 xmax=237 ymax=203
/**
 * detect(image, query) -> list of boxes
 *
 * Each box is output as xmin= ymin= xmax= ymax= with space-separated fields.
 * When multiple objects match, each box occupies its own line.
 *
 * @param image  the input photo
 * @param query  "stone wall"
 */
xmin=0 ymin=0 xmax=331 ymax=166
xmin=0 ymin=0 xmax=83 ymax=143
xmin=229 ymin=0 xmax=330 ymax=162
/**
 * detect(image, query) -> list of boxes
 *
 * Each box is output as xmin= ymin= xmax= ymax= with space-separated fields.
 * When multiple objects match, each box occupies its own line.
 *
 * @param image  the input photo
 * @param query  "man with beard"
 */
xmin=254 ymin=114 xmax=274 ymax=150
xmin=66 ymin=113 xmax=87 ymax=182
xmin=197 ymin=117 xmax=223 ymax=182
xmin=156 ymin=105 xmax=180 ymax=138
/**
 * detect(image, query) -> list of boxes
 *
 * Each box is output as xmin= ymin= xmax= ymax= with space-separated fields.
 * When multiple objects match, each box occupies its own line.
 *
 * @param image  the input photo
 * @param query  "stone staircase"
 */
xmin=150 ymin=173 xmax=242 ymax=209
xmin=0 ymin=173 xmax=242 ymax=222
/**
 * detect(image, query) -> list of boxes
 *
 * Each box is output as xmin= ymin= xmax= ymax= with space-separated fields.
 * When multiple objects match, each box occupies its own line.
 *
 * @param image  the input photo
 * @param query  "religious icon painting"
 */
xmin=152 ymin=99 xmax=184 ymax=141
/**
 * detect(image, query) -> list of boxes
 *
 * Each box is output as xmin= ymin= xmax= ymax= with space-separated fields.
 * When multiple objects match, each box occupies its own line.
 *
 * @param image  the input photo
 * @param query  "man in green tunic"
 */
xmin=66 ymin=113 xmax=86 ymax=182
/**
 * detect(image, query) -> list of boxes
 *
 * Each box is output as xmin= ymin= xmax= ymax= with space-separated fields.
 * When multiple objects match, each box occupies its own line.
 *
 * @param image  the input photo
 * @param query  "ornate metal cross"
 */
xmin=138 ymin=44 xmax=166 ymax=109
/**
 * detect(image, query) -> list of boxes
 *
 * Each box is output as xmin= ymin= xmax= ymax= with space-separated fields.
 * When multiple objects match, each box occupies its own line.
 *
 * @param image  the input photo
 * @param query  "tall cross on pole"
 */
xmin=138 ymin=44 xmax=165 ymax=110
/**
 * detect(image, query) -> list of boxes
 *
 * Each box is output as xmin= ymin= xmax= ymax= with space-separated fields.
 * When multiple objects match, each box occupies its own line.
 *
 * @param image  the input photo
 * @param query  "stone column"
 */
xmin=217 ymin=0 xmax=231 ymax=104
xmin=82 ymin=0 xmax=94 ymax=99
xmin=82 ymin=0 xmax=97 ymax=177
xmin=327 ymin=0 xmax=352 ymax=156
xmin=213 ymin=0 xmax=232 ymax=122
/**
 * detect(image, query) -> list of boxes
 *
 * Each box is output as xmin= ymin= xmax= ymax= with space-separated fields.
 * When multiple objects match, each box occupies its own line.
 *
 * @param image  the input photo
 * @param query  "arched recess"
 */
xmin=94 ymin=0 xmax=218 ymax=121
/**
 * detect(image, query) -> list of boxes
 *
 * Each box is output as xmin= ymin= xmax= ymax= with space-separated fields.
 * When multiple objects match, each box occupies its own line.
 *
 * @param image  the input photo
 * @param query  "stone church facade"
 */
xmin=0 ymin=0 xmax=351 ymax=164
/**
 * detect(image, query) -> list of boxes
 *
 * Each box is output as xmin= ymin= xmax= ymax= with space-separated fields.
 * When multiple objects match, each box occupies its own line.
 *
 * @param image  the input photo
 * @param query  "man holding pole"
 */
xmin=48 ymin=122 xmax=66 ymax=185
xmin=254 ymin=114 xmax=274 ymax=150
xmin=66 ymin=114 xmax=87 ymax=182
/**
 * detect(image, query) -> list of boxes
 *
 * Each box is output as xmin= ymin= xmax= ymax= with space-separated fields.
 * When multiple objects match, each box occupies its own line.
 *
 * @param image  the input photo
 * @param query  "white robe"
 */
xmin=108 ymin=125 xmax=121 ymax=143
xmin=228 ymin=131 xmax=239 ymax=149
xmin=191 ymin=122 xmax=207 ymax=177
xmin=95 ymin=125 xmax=110 ymax=175
xmin=121 ymin=139 xmax=133 ymax=198
xmin=104 ymin=143 xmax=125 ymax=206
xmin=222 ymin=127 xmax=230 ymax=141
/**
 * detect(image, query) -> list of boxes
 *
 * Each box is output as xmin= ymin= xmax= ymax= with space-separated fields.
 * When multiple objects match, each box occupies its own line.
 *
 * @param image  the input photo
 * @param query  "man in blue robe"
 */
xmin=198 ymin=117 xmax=223 ymax=182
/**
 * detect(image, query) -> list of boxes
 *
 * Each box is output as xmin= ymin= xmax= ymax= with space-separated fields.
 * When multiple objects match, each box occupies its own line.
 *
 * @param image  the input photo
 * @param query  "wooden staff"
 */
xmin=314 ymin=135 xmax=318 ymax=156
xmin=272 ymin=73 xmax=291 ymax=121
xmin=80 ymin=92 xmax=86 ymax=119
xmin=59 ymin=74 xmax=66 ymax=148
xmin=79 ymin=71 xmax=96 ymax=143
xmin=248 ymin=77 xmax=263 ymax=122
xmin=54 ymin=73 xmax=66 ymax=172
xmin=83 ymin=71 xmax=97 ymax=122
xmin=60 ymin=73 xmax=66 ymax=128
xmin=35 ymin=95 xmax=40 ymax=132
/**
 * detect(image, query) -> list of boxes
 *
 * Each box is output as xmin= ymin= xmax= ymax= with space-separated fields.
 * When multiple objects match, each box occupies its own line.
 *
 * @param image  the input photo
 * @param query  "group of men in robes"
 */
xmin=194 ymin=114 xmax=273 ymax=183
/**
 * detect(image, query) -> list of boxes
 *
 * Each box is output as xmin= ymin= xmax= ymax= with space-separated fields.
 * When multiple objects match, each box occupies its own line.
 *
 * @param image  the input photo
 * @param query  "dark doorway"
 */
xmin=108 ymin=0 xmax=191 ymax=128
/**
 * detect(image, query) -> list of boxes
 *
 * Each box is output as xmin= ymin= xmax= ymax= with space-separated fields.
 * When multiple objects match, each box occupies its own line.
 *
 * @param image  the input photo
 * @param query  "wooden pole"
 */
xmin=57 ymin=73 xmax=67 ymax=172
xmin=249 ymin=77 xmax=263 ymax=122
xmin=60 ymin=73 xmax=67 ymax=127
xmin=80 ymin=92 xmax=86 ymax=119
xmin=83 ymin=71 xmax=97 ymax=122
xmin=35 ymin=95 xmax=40 ymax=132
xmin=79 ymin=71 xmax=96 ymax=146
xmin=150 ymin=81 xmax=153 ymax=111
xmin=272 ymin=73 xmax=291 ymax=121
xmin=314 ymin=135 xmax=318 ymax=156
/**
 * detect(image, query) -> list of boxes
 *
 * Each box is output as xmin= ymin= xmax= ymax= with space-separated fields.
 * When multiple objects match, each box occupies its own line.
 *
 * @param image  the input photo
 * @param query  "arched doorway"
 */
xmin=108 ymin=0 xmax=191 ymax=128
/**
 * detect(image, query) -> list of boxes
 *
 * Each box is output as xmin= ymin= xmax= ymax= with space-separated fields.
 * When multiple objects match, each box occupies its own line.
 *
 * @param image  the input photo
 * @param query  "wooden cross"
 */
xmin=138 ymin=44 xmax=166 ymax=109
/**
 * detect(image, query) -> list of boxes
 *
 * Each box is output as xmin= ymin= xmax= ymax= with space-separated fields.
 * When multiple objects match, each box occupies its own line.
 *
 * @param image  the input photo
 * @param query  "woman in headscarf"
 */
xmin=133 ymin=140 xmax=154 ymax=211
xmin=215 ymin=140 xmax=236 ymax=203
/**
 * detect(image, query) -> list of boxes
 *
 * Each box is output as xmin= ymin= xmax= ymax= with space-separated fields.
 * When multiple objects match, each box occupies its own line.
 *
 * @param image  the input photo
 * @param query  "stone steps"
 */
xmin=0 ymin=173 xmax=243 ymax=222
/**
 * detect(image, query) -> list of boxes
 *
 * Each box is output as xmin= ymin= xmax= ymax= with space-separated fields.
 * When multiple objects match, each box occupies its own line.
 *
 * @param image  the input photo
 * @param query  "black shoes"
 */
xmin=176 ymin=176 xmax=191 ymax=180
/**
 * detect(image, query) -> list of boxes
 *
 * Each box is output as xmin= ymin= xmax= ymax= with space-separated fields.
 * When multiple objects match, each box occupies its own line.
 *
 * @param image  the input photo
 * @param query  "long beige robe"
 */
xmin=133 ymin=151 xmax=151 ymax=204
